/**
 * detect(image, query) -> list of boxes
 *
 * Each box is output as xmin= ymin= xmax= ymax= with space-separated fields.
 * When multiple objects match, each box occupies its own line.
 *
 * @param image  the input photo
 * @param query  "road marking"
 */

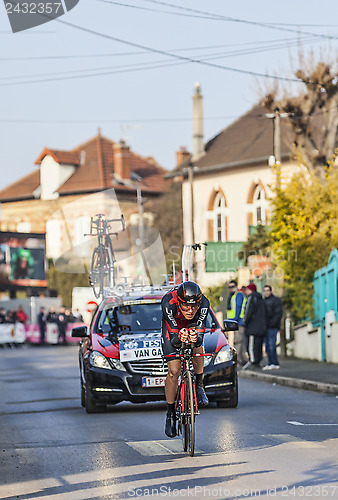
xmin=264 ymin=434 xmax=324 ymax=448
xmin=126 ymin=439 xmax=199 ymax=456
xmin=288 ymin=421 xmax=338 ymax=426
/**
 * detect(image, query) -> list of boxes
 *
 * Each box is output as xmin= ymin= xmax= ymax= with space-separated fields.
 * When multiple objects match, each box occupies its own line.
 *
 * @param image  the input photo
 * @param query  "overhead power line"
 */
xmin=138 ymin=0 xmax=338 ymax=40
xmin=0 ymin=16 xmax=310 ymax=86
xmin=0 ymin=35 xmax=316 ymax=62
xmin=0 ymin=35 xmax=319 ymax=83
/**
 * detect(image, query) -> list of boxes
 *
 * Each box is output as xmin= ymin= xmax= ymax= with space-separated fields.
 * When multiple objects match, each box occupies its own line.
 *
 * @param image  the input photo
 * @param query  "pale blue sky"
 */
xmin=0 ymin=0 xmax=337 ymax=190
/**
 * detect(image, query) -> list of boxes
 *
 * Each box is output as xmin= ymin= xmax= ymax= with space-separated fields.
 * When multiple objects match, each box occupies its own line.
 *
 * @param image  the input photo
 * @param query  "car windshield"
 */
xmin=97 ymin=300 xmax=218 ymax=335
xmin=98 ymin=302 xmax=162 ymax=334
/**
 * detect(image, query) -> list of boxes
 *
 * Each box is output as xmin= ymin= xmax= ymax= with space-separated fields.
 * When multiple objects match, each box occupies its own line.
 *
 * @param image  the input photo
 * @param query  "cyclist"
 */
xmin=161 ymin=281 xmax=210 ymax=438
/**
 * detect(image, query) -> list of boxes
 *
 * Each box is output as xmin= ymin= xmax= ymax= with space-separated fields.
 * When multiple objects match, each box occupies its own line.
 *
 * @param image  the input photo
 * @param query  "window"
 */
xmin=213 ymin=192 xmax=227 ymax=242
xmin=253 ymin=186 xmax=267 ymax=225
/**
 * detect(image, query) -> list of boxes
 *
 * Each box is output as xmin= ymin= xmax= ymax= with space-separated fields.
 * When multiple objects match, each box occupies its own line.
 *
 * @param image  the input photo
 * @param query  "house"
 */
xmin=0 ymin=132 xmax=170 ymax=263
xmin=171 ymin=85 xmax=297 ymax=288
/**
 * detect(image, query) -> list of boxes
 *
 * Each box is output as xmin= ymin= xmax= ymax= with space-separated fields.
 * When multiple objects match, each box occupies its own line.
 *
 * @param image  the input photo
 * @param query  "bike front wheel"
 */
xmin=183 ymin=370 xmax=195 ymax=456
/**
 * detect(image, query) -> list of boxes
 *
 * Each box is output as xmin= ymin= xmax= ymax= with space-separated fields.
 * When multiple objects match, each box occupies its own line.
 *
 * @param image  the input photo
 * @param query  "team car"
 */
xmin=72 ymin=287 xmax=238 ymax=413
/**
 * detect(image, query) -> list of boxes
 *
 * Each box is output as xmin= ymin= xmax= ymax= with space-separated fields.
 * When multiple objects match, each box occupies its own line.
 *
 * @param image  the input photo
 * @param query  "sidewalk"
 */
xmin=238 ymin=357 xmax=338 ymax=395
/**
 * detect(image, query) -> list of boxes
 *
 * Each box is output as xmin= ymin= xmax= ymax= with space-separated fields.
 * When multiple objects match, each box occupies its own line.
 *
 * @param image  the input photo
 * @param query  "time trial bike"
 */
xmin=85 ymin=213 xmax=125 ymax=298
xmin=168 ymin=342 xmax=211 ymax=457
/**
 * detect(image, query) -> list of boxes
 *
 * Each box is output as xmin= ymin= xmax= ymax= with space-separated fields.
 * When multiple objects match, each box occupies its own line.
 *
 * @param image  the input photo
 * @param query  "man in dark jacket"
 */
xmin=263 ymin=285 xmax=283 ymax=370
xmin=37 ymin=307 xmax=47 ymax=345
xmin=243 ymin=283 xmax=267 ymax=370
xmin=56 ymin=306 xmax=68 ymax=344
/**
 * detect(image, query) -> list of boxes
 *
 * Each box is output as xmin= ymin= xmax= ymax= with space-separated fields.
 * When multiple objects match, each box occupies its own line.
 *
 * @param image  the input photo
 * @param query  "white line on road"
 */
xmin=288 ymin=421 xmax=338 ymax=426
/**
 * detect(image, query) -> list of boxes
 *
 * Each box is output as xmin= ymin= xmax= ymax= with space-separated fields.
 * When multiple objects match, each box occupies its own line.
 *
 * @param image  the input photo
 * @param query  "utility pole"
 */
xmin=188 ymin=161 xmax=195 ymax=246
xmin=265 ymin=107 xmax=289 ymax=189
xmin=131 ymin=171 xmax=153 ymax=286
xmin=188 ymin=83 xmax=204 ymax=282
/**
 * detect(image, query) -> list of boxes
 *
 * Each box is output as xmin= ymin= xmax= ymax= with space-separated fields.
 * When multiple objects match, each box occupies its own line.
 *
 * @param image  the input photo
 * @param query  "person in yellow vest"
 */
xmin=227 ymin=280 xmax=247 ymax=366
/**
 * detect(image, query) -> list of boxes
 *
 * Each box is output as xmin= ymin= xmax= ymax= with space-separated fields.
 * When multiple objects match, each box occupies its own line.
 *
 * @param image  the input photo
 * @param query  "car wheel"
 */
xmin=217 ymin=374 xmax=238 ymax=408
xmin=81 ymin=384 xmax=85 ymax=408
xmin=85 ymin=384 xmax=105 ymax=413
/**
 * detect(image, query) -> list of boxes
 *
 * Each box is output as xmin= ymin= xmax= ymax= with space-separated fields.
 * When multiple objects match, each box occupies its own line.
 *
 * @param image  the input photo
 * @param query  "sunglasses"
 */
xmin=179 ymin=302 xmax=200 ymax=311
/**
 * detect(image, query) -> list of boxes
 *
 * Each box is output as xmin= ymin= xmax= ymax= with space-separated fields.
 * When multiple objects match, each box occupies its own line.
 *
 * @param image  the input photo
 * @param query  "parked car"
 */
xmin=72 ymin=287 xmax=238 ymax=413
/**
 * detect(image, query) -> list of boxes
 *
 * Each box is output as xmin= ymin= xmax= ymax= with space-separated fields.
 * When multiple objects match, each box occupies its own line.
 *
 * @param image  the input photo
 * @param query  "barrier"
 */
xmin=0 ymin=322 xmax=86 ymax=345
xmin=0 ymin=323 xmax=26 ymax=344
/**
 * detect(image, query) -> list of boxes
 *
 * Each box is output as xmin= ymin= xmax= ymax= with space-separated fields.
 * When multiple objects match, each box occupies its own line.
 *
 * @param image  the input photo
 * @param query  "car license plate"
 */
xmin=142 ymin=376 xmax=166 ymax=388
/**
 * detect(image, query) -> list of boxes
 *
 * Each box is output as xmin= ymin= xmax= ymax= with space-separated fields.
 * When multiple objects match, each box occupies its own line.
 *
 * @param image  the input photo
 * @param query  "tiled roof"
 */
xmin=0 ymin=133 xmax=170 ymax=202
xmin=195 ymin=104 xmax=293 ymax=170
xmin=0 ymin=169 xmax=40 ymax=202
xmin=35 ymin=148 xmax=80 ymax=165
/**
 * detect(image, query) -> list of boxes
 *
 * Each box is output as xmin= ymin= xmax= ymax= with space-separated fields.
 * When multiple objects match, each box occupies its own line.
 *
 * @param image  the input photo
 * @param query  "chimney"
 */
xmin=192 ymin=82 xmax=204 ymax=161
xmin=113 ymin=139 xmax=131 ymax=179
xmin=176 ymin=146 xmax=190 ymax=166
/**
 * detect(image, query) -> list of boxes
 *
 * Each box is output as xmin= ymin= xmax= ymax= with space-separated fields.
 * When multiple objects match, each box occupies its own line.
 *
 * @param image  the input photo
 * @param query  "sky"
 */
xmin=0 ymin=0 xmax=337 ymax=191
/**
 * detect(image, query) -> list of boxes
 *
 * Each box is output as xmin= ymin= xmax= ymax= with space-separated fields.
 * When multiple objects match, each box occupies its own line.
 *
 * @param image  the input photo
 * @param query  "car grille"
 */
xmin=127 ymin=358 xmax=168 ymax=376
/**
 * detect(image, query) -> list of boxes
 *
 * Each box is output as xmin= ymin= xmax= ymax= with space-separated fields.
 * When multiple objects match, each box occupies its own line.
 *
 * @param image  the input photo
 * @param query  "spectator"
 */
xmin=227 ymin=280 xmax=247 ymax=366
xmin=47 ymin=305 xmax=57 ymax=323
xmin=65 ymin=307 xmax=75 ymax=323
xmin=17 ymin=305 xmax=28 ymax=324
xmin=243 ymin=283 xmax=267 ymax=370
xmin=73 ymin=308 xmax=84 ymax=322
xmin=6 ymin=308 xmax=17 ymax=323
xmin=263 ymin=285 xmax=283 ymax=370
xmin=0 ymin=307 xmax=6 ymax=323
xmin=56 ymin=306 xmax=68 ymax=344
xmin=37 ymin=306 xmax=47 ymax=345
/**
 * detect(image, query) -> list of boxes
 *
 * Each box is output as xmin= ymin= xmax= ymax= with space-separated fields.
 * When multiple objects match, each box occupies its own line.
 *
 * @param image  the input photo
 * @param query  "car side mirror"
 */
xmin=223 ymin=320 xmax=239 ymax=332
xmin=72 ymin=326 xmax=88 ymax=338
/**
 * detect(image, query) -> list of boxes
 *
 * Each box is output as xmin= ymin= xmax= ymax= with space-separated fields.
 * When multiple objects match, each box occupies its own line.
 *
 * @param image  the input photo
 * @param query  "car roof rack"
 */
xmin=103 ymin=282 xmax=175 ymax=300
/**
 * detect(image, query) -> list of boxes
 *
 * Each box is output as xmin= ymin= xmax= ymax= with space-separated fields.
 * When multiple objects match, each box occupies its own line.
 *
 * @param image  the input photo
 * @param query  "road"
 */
xmin=0 ymin=346 xmax=337 ymax=500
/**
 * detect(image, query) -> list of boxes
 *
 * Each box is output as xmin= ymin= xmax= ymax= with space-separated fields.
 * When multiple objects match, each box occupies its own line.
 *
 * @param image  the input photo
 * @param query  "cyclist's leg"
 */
xmin=192 ymin=345 xmax=208 ymax=406
xmin=162 ymin=332 xmax=180 ymax=437
xmin=192 ymin=345 xmax=204 ymax=375
xmin=165 ymin=359 xmax=181 ymax=403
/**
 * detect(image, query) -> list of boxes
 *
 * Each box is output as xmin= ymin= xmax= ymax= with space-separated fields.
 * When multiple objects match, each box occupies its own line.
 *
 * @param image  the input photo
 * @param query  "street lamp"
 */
xmin=130 ymin=171 xmax=152 ymax=285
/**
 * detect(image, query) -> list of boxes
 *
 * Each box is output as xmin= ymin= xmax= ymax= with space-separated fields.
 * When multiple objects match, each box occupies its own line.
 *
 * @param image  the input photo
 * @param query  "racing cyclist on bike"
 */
xmin=161 ymin=281 xmax=210 ymax=438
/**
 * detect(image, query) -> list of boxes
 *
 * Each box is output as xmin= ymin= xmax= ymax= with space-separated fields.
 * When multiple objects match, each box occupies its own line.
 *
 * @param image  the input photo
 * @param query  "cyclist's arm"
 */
xmin=161 ymin=293 xmax=182 ymax=348
xmin=190 ymin=295 xmax=210 ymax=347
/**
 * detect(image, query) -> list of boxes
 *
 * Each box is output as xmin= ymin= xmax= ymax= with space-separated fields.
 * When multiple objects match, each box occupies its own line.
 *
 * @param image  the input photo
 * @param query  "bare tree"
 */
xmin=261 ymin=59 xmax=338 ymax=171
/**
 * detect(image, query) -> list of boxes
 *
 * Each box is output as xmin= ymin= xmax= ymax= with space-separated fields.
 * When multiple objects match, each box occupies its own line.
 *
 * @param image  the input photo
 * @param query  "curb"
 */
xmin=238 ymin=370 xmax=338 ymax=395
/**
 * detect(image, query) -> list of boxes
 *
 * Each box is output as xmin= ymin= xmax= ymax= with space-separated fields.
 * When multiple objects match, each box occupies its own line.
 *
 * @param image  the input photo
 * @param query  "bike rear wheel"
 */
xmin=90 ymin=247 xmax=104 ymax=298
xmin=183 ymin=370 xmax=195 ymax=456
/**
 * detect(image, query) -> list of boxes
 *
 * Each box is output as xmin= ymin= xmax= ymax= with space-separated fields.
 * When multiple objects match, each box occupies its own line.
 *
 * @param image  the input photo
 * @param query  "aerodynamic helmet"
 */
xmin=177 ymin=281 xmax=202 ymax=305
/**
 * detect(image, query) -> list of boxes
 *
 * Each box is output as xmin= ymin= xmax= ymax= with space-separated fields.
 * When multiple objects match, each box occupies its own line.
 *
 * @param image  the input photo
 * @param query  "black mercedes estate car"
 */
xmin=72 ymin=288 xmax=238 ymax=413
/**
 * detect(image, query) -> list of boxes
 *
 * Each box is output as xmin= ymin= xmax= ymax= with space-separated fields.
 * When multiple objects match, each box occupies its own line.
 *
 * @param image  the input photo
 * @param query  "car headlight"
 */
xmin=90 ymin=351 xmax=127 ymax=371
xmin=214 ymin=345 xmax=233 ymax=365
xmin=90 ymin=351 xmax=112 ymax=369
xmin=110 ymin=358 xmax=126 ymax=371
xmin=204 ymin=355 xmax=212 ymax=367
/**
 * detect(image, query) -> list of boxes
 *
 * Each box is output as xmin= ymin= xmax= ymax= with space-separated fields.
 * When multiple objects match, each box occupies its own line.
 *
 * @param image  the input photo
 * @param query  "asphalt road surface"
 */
xmin=0 ymin=346 xmax=337 ymax=500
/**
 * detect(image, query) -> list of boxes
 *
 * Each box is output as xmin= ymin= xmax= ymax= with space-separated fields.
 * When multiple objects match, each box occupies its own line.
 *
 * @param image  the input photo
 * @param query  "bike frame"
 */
xmin=167 ymin=345 xmax=210 ymax=457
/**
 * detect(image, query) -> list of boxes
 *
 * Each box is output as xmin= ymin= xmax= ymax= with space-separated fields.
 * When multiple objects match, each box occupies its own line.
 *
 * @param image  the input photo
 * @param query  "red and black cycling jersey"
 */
xmin=161 ymin=287 xmax=210 ymax=351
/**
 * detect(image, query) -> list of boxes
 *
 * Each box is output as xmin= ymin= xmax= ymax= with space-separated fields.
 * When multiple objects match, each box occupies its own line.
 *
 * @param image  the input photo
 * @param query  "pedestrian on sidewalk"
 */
xmin=227 ymin=280 xmax=247 ymax=366
xmin=56 ymin=306 xmax=68 ymax=344
xmin=263 ymin=285 xmax=283 ymax=370
xmin=242 ymin=283 xmax=267 ymax=370
xmin=37 ymin=306 xmax=47 ymax=345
